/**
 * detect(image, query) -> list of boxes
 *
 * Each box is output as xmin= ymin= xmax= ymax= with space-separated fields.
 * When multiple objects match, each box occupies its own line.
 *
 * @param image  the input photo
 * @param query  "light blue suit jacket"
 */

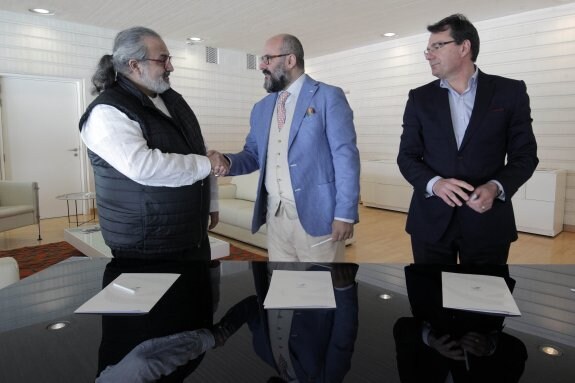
xmin=227 ymin=75 xmax=360 ymax=236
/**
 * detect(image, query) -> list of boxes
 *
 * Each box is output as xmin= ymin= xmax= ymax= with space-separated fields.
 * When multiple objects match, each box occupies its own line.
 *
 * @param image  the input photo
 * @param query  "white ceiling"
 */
xmin=1 ymin=0 xmax=574 ymax=57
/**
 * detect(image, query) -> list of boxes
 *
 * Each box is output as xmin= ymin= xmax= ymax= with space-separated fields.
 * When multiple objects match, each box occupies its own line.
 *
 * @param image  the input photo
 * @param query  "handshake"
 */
xmin=207 ymin=150 xmax=230 ymax=177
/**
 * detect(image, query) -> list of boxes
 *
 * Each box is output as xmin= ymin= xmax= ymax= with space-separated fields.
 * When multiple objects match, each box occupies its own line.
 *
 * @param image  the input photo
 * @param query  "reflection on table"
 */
xmin=96 ymin=258 xmax=215 ymax=381
xmin=395 ymin=264 xmax=527 ymax=383
xmin=0 ymin=259 xmax=573 ymax=383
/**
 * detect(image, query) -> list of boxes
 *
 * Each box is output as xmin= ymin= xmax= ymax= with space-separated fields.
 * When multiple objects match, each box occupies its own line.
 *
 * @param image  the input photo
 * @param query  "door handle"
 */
xmin=68 ymin=148 xmax=79 ymax=152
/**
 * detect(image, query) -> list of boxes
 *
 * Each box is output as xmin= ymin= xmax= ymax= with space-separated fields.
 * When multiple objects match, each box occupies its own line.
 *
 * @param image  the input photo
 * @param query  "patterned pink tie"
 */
xmin=276 ymin=91 xmax=290 ymax=130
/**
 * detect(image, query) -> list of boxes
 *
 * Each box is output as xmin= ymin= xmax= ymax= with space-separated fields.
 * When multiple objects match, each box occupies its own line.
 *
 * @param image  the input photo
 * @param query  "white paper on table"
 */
xmin=263 ymin=270 xmax=336 ymax=309
xmin=442 ymin=272 xmax=521 ymax=316
xmin=75 ymin=273 xmax=180 ymax=314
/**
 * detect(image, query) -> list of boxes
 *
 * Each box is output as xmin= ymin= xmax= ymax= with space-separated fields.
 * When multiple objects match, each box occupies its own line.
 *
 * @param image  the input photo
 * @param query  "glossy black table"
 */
xmin=0 ymin=258 xmax=573 ymax=383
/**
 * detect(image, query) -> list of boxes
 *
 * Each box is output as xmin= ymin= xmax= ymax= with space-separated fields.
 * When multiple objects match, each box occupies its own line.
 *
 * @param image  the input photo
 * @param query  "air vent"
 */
xmin=206 ymin=46 xmax=218 ymax=64
xmin=247 ymin=54 xmax=257 ymax=70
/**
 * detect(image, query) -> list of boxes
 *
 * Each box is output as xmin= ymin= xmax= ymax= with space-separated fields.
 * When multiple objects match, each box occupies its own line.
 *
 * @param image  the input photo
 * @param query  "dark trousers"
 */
xmin=411 ymin=216 xmax=510 ymax=264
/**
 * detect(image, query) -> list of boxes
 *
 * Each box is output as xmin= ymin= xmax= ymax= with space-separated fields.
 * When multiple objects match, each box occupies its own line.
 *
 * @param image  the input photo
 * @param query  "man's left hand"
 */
xmin=460 ymin=332 xmax=494 ymax=357
xmin=332 ymin=221 xmax=354 ymax=242
xmin=466 ymin=182 xmax=499 ymax=214
xmin=209 ymin=212 xmax=219 ymax=230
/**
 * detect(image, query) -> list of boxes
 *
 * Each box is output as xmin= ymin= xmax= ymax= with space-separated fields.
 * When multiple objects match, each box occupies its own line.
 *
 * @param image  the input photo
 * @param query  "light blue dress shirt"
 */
xmin=426 ymin=67 xmax=504 ymax=199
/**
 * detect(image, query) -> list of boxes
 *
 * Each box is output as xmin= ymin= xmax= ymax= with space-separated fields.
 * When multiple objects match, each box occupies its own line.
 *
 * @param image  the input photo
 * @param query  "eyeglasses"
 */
xmin=259 ymin=53 xmax=291 ymax=65
xmin=424 ymin=41 xmax=455 ymax=56
xmin=142 ymin=56 xmax=172 ymax=68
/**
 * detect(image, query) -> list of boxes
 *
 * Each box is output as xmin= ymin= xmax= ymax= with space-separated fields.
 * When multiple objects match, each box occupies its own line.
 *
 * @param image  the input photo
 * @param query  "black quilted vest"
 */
xmin=79 ymin=75 xmax=210 ymax=258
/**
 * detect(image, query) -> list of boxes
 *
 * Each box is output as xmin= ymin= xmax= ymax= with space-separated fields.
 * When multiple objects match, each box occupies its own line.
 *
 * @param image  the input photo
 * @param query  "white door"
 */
xmin=0 ymin=76 xmax=83 ymax=218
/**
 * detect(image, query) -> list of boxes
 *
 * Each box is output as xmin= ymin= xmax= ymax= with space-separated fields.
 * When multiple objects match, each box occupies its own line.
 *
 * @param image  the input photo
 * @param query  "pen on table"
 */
xmin=464 ymin=349 xmax=470 ymax=371
xmin=310 ymin=237 xmax=333 ymax=248
xmin=112 ymin=282 xmax=137 ymax=294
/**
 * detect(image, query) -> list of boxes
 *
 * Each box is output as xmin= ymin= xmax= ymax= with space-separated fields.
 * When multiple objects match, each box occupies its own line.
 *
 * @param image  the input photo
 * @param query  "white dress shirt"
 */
xmin=265 ymin=74 xmax=305 ymax=207
xmin=80 ymin=102 xmax=218 ymax=211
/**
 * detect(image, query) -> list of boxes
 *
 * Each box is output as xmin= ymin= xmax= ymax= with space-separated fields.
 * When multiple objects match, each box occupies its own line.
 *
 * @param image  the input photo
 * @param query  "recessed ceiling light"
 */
xmin=186 ymin=37 xmax=204 ymax=45
xmin=379 ymin=293 xmax=393 ymax=300
xmin=29 ymin=8 xmax=55 ymax=15
xmin=539 ymin=345 xmax=563 ymax=356
xmin=383 ymin=32 xmax=396 ymax=37
xmin=46 ymin=321 xmax=70 ymax=330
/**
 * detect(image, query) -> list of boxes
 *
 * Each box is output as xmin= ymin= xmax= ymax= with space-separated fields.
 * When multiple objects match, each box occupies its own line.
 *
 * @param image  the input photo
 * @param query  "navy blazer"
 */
xmin=227 ymin=75 xmax=361 ymax=236
xmin=397 ymin=70 xmax=538 ymax=244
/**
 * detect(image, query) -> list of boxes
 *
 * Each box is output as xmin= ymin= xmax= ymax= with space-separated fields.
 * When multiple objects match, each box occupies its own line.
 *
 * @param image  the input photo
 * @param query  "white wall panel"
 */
xmin=0 ymin=9 xmax=263 ymax=186
xmin=1 ymin=5 xmax=575 ymax=225
xmin=308 ymin=3 xmax=575 ymax=226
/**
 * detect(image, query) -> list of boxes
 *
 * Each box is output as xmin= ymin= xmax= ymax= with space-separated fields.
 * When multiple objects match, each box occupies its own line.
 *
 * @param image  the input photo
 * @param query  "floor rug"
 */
xmin=0 ymin=241 xmax=85 ymax=279
xmin=0 ymin=241 xmax=267 ymax=279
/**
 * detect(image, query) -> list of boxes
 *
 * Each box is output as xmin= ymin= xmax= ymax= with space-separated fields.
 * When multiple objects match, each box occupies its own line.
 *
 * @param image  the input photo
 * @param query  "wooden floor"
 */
xmin=1 ymin=205 xmax=575 ymax=264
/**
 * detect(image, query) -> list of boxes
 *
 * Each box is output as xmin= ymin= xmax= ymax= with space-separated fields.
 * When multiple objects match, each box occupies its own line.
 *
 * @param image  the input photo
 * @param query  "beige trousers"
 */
xmin=266 ymin=200 xmax=345 ymax=262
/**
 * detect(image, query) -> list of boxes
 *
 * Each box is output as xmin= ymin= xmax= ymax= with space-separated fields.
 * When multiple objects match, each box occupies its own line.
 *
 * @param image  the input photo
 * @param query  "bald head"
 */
xmin=259 ymin=34 xmax=306 ymax=92
xmin=267 ymin=34 xmax=305 ymax=70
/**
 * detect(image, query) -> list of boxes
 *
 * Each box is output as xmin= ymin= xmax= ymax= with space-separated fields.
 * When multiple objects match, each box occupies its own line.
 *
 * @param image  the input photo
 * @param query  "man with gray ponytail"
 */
xmin=81 ymin=27 xmax=228 ymax=381
xmin=80 ymin=26 xmax=226 ymax=260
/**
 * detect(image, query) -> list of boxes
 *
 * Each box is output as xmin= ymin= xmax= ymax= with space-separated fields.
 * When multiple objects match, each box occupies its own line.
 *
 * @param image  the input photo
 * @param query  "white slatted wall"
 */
xmin=0 ymin=9 xmax=263 ymax=164
xmin=307 ymin=3 xmax=575 ymax=227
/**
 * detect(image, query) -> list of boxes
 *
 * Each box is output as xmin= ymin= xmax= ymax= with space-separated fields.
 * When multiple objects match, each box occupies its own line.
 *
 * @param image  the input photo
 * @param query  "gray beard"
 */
xmin=140 ymin=68 xmax=171 ymax=94
xmin=142 ymin=76 xmax=170 ymax=94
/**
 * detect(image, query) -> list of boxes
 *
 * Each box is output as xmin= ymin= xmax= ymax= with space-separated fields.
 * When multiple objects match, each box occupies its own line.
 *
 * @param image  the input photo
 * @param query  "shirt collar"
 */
xmin=440 ymin=66 xmax=479 ymax=93
xmin=282 ymin=73 xmax=306 ymax=101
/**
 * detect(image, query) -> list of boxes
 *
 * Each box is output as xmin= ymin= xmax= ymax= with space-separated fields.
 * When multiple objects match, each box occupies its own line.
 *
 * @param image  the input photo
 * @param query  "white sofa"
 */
xmin=210 ymin=171 xmax=355 ymax=249
xmin=0 ymin=181 xmax=41 ymax=240
xmin=210 ymin=171 xmax=268 ymax=248
xmin=0 ymin=257 xmax=19 ymax=289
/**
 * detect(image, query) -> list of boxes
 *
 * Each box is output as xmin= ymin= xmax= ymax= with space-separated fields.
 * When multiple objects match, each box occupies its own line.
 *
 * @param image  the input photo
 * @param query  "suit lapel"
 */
xmin=288 ymin=76 xmax=319 ymax=150
xmin=260 ymin=94 xmax=278 ymax=169
xmin=433 ymin=83 xmax=458 ymax=151
xmin=459 ymin=71 xmax=495 ymax=151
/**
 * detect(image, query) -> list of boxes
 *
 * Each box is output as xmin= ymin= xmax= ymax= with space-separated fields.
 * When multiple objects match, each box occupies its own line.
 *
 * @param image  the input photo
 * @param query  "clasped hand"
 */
xmin=428 ymin=331 xmax=493 ymax=360
xmin=432 ymin=178 xmax=499 ymax=213
xmin=207 ymin=150 xmax=230 ymax=177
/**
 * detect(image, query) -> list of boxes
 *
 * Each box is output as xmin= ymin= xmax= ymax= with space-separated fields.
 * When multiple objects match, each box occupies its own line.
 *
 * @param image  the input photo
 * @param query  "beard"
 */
xmin=263 ymin=64 xmax=289 ymax=93
xmin=139 ymin=65 xmax=171 ymax=94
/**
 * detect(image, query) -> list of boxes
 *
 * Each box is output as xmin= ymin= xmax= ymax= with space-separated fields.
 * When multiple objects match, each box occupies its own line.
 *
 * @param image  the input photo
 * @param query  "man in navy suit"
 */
xmin=209 ymin=34 xmax=360 ymax=262
xmin=397 ymin=14 xmax=538 ymax=264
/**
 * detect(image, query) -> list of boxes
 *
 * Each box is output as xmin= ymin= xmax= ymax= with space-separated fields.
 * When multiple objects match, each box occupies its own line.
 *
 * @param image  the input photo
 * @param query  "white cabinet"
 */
xmin=512 ymin=169 xmax=566 ymax=237
xmin=360 ymin=160 xmax=412 ymax=212
xmin=360 ymin=161 xmax=566 ymax=237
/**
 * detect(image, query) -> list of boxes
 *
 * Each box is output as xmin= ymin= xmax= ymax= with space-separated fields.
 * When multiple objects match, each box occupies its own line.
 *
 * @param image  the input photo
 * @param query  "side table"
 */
xmin=65 ymin=224 xmax=230 ymax=261
xmin=56 ymin=192 xmax=97 ymax=226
